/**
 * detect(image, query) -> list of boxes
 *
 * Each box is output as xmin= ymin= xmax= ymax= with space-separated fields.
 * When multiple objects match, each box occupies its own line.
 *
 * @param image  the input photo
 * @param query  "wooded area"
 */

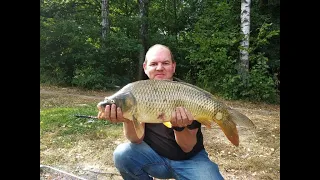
xmin=40 ymin=0 xmax=280 ymax=103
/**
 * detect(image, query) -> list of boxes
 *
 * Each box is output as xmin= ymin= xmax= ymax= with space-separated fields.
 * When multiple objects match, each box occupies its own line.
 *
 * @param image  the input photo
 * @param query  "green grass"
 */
xmin=40 ymin=84 xmax=280 ymax=179
xmin=40 ymin=103 xmax=123 ymax=149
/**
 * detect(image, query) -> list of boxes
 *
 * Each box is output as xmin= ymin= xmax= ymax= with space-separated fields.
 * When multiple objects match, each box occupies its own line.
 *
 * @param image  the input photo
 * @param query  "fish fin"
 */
xmin=199 ymin=120 xmax=212 ymax=129
xmin=195 ymin=117 xmax=212 ymax=129
xmin=217 ymin=119 xmax=239 ymax=146
xmin=228 ymin=108 xmax=256 ymax=129
xmin=163 ymin=122 xmax=172 ymax=128
xmin=132 ymin=116 xmax=144 ymax=139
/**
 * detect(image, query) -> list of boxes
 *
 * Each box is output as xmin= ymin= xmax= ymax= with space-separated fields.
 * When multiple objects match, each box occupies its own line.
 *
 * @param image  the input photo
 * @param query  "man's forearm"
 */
xmin=123 ymin=121 xmax=145 ymax=143
xmin=174 ymin=128 xmax=198 ymax=152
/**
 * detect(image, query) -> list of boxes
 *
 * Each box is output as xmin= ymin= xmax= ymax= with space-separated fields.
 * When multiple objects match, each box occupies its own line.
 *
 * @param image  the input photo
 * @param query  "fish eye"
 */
xmin=110 ymin=100 xmax=115 ymax=103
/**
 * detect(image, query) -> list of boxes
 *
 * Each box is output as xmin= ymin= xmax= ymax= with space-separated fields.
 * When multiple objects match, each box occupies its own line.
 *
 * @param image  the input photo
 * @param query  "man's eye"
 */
xmin=150 ymin=64 xmax=157 ymax=66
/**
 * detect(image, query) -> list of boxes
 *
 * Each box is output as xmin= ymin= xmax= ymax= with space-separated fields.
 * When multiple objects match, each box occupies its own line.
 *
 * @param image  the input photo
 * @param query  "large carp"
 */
xmin=97 ymin=79 xmax=255 ymax=146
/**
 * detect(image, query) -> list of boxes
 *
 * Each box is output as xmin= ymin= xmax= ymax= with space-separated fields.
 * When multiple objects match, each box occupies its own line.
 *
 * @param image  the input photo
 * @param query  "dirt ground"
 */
xmin=40 ymin=85 xmax=280 ymax=180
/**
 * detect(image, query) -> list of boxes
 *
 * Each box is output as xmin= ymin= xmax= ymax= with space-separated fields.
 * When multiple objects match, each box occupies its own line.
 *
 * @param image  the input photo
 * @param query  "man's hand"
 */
xmin=98 ymin=104 xmax=143 ymax=143
xmin=171 ymin=107 xmax=194 ymax=127
xmin=170 ymin=107 xmax=198 ymax=152
xmin=100 ymin=104 xmax=130 ymax=123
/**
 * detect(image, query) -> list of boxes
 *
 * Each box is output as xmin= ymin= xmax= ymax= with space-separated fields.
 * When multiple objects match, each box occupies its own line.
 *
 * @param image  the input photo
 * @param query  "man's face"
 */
xmin=143 ymin=47 xmax=176 ymax=80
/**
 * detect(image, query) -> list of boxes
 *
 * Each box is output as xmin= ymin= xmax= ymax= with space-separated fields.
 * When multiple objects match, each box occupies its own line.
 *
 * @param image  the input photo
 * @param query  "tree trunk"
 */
xmin=138 ymin=0 xmax=149 ymax=80
xmin=173 ymin=0 xmax=178 ymax=42
xmin=239 ymin=0 xmax=251 ymax=84
xmin=101 ymin=0 xmax=109 ymax=40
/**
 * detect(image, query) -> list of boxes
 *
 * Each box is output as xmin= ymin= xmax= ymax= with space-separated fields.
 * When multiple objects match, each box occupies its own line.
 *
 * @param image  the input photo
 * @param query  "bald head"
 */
xmin=145 ymin=44 xmax=174 ymax=63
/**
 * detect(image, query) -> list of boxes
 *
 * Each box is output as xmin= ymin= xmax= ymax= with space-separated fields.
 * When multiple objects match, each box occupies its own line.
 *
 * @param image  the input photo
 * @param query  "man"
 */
xmin=101 ymin=44 xmax=224 ymax=180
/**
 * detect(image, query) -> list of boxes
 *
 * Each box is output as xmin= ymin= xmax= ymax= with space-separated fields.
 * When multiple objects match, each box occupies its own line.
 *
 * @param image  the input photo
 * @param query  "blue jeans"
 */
xmin=113 ymin=141 xmax=224 ymax=180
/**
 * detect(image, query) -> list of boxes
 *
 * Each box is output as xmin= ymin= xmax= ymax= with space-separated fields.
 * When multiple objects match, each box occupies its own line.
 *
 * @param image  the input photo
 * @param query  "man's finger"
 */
xmin=104 ymin=105 xmax=111 ymax=120
xmin=184 ymin=108 xmax=194 ymax=125
xmin=171 ymin=110 xmax=177 ymax=126
xmin=175 ymin=107 xmax=184 ymax=127
xmin=177 ymin=107 xmax=188 ymax=126
xmin=110 ymin=104 xmax=117 ymax=122
xmin=117 ymin=107 xmax=124 ymax=122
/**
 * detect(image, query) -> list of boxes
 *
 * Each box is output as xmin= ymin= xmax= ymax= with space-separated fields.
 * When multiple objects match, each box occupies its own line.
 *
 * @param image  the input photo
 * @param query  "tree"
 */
xmin=138 ymin=0 xmax=149 ymax=80
xmin=101 ymin=0 xmax=109 ymax=40
xmin=239 ymin=0 xmax=251 ymax=84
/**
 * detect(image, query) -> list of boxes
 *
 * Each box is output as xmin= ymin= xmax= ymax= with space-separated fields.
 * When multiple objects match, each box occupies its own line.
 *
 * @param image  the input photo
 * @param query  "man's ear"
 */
xmin=172 ymin=62 xmax=176 ymax=72
xmin=143 ymin=62 xmax=146 ymax=70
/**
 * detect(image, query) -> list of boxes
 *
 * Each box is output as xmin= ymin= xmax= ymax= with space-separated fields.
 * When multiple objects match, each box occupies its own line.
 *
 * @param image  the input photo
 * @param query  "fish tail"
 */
xmin=217 ymin=119 xmax=239 ymax=146
xmin=228 ymin=108 xmax=256 ymax=129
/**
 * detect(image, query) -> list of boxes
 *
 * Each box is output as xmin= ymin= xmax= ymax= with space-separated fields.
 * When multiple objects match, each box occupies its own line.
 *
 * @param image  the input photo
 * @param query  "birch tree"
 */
xmin=239 ymin=0 xmax=251 ymax=83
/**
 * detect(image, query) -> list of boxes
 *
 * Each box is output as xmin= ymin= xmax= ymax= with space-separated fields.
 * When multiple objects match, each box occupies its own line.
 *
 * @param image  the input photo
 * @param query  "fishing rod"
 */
xmin=74 ymin=114 xmax=98 ymax=119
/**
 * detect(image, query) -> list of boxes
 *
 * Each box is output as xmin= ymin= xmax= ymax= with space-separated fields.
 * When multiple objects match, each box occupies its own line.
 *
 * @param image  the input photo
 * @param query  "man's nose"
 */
xmin=156 ymin=64 xmax=164 ymax=70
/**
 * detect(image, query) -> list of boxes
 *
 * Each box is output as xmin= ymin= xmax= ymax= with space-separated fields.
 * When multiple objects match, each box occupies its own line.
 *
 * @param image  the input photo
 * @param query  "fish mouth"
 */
xmin=97 ymin=101 xmax=108 ymax=108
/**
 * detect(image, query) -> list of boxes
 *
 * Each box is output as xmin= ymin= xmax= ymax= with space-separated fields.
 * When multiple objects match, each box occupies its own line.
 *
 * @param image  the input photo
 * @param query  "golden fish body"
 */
xmin=97 ymin=79 xmax=255 ymax=146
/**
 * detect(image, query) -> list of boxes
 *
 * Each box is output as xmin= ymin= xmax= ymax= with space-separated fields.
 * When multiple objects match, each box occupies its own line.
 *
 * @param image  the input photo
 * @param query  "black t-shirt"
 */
xmin=144 ymin=122 xmax=204 ymax=160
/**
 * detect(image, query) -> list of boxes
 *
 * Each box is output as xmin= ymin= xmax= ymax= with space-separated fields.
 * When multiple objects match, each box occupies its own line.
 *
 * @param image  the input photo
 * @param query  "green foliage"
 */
xmin=250 ymin=2 xmax=280 ymax=77
xmin=185 ymin=1 xmax=240 ymax=92
xmin=40 ymin=10 xmax=101 ymax=85
xmin=41 ymin=4 xmax=141 ymax=88
xmin=70 ymin=32 xmax=141 ymax=89
xmin=72 ymin=66 xmax=130 ymax=90
xmin=40 ymin=0 xmax=280 ymax=103
xmin=72 ymin=67 xmax=108 ymax=89
xmin=219 ymin=55 xmax=279 ymax=103
xmin=250 ymin=22 xmax=280 ymax=75
xmin=183 ymin=1 xmax=279 ymax=103
xmin=217 ymin=23 xmax=280 ymax=103
xmin=248 ymin=58 xmax=279 ymax=102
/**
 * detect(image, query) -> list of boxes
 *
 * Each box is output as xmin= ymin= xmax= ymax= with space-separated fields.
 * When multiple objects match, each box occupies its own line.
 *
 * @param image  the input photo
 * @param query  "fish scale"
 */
xmin=97 ymin=79 xmax=255 ymax=146
xmin=133 ymin=80 xmax=211 ymax=122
